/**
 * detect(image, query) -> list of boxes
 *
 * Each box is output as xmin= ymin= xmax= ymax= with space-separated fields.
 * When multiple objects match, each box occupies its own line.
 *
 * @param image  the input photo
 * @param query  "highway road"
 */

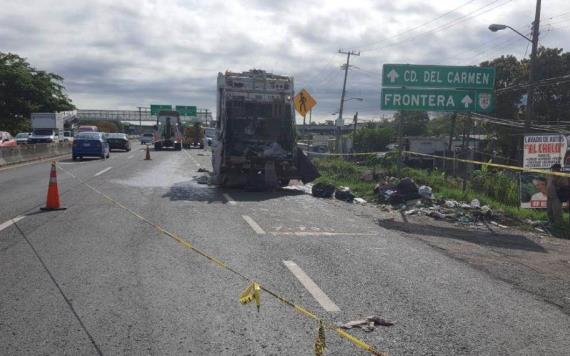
xmin=1 ymin=145 xmax=569 ymax=355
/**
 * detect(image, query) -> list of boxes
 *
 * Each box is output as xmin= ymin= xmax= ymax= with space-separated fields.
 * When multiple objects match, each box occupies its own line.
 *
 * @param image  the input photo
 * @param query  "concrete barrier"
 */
xmin=0 ymin=142 xmax=71 ymax=167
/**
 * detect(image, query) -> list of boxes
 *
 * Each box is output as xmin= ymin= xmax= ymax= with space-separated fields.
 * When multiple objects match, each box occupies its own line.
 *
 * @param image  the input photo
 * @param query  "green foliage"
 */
xmin=426 ymin=114 xmax=452 ymax=136
xmin=353 ymin=125 xmax=395 ymax=152
xmin=394 ymin=111 xmax=429 ymax=136
xmin=0 ymin=52 xmax=74 ymax=134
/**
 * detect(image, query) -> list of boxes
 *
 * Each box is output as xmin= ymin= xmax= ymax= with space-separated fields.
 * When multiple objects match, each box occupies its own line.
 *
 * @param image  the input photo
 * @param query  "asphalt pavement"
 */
xmin=1 ymin=144 xmax=569 ymax=355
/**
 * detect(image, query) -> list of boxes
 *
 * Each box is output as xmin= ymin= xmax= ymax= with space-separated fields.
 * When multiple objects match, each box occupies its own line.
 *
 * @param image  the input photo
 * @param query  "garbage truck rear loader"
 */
xmin=213 ymin=69 xmax=319 ymax=188
xmin=154 ymin=111 xmax=183 ymax=150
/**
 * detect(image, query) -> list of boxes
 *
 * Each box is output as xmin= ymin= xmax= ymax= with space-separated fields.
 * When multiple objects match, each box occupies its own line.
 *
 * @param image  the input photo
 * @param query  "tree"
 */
xmin=394 ymin=111 xmax=429 ymax=136
xmin=353 ymin=124 xmax=395 ymax=152
xmin=0 ymin=52 xmax=74 ymax=133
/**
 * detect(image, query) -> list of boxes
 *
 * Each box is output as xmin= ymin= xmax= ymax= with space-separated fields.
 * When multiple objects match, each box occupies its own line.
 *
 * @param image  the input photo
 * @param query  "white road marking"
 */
xmin=223 ymin=193 xmax=237 ymax=205
xmin=270 ymin=231 xmax=376 ymax=237
xmin=0 ymin=216 xmax=25 ymax=233
xmin=242 ymin=215 xmax=265 ymax=235
xmin=283 ymin=261 xmax=340 ymax=312
xmin=94 ymin=167 xmax=112 ymax=177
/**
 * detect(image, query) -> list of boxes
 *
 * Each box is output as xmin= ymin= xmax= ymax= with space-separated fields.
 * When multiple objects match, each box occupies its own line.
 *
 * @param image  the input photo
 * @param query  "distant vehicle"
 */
xmin=0 ymin=131 xmax=17 ymax=147
xmin=106 ymin=133 xmax=131 ymax=152
xmin=204 ymin=127 xmax=218 ymax=149
xmin=77 ymin=125 xmax=98 ymax=133
xmin=72 ymin=132 xmax=110 ymax=160
xmin=15 ymin=132 xmax=30 ymax=145
xmin=213 ymin=69 xmax=319 ymax=187
xmin=63 ymin=131 xmax=74 ymax=142
xmin=154 ymin=111 xmax=182 ymax=150
xmin=28 ymin=112 xmax=65 ymax=144
xmin=140 ymin=133 xmax=154 ymax=145
xmin=182 ymin=122 xmax=204 ymax=149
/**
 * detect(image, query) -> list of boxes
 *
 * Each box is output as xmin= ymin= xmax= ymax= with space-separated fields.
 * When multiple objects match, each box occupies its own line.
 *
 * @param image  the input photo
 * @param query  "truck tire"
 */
xmin=175 ymin=143 xmax=182 ymax=151
xmin=155 ymin=143 xmax=161 ymax=151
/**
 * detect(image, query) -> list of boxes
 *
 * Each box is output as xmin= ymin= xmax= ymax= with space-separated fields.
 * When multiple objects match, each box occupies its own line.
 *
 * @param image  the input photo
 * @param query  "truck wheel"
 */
xmin=155 ymin=144 xmax=161 ymax=151
xmin=175 ymin=143 xmax=182 ymax=151
xmin=278 ymin=179 xmax=290 ymax=187
xmin=72 ymin=155 xmax=77 ymax=161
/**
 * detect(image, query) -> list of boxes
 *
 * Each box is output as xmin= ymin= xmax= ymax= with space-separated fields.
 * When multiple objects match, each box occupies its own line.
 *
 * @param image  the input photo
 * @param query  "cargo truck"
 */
xmin=28 ymin=112 xmax=66 ymax=144
xmin=154 ymin=111 xmax=183 ymax=150
xmin=182 ymin=122 xmax=204 ymax=149
xmin=212 ymin=69 xmax=319 ymax=188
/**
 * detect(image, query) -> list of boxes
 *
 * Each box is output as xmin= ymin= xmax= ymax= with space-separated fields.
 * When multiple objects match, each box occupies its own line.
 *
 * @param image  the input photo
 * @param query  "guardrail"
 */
xmin=0 ymin=142 xmax=71 ymax=167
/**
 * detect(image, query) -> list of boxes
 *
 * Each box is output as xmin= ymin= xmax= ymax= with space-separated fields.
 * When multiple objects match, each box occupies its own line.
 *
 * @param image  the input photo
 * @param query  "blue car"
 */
xmin=72 ymin=132 xmax=110 ymax=160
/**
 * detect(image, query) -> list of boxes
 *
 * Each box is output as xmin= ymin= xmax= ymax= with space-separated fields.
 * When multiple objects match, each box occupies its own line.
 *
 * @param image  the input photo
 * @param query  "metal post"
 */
xmin=336 ymin=49 xmax=360 ymax=152
xmin=396 ymin=113 xmax=403 ymax=177
xmin=526 ymin=0 xmax=541 ymax=129
xmin=352 ymin=111 xmax=358 ymax=153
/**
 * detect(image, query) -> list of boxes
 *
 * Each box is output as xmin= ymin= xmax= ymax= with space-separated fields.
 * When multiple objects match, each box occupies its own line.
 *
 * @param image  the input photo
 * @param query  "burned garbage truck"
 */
xmin=213 ymin=69 xmax=319 ymax=188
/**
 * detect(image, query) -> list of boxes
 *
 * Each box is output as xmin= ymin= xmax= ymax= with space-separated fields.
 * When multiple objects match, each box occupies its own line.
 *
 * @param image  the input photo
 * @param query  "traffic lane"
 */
xmin=0 ymin=148 xmax=142 ymax=222
xmin=0 ymin=164 xmax=321 ymax=355
xmin=0 ymin=221 xmax=98 ymax=355
xmin=205 ymin=192 xmax=570 ymax=355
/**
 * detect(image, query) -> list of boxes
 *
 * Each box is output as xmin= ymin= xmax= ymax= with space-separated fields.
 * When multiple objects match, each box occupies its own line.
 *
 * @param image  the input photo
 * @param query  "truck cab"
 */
xmin=154 ymin=111 xmax=182 ymax=150
xmin=28 ymin=128 xmax=61 ymax=144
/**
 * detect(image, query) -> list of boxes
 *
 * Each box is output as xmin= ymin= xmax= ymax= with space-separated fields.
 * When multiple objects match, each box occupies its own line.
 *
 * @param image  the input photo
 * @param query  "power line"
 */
xmin=358 ymin=0 xmax=479 ymax=51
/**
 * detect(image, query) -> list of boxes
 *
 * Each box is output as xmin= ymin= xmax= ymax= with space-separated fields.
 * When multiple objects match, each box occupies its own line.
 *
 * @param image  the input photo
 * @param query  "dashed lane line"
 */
xmin=0 ymin=216 xmax=25 ymax=233
xmin=94 ymin=167 xmax=112 ymax=177
xmin=242 ymin=215 xmax=266 ymax=235
xmin=283 ymin=260 xmax=340 ymax=312
xmin=223 ymin=193 xmax=237 ymax=205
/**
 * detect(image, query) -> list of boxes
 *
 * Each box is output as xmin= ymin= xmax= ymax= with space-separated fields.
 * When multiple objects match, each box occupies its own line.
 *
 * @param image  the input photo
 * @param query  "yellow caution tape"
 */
xmin=314 ymin=320 xmax=326 ymax=356
xmin=310 ymin=149 xmax=570 ymax=178
xmin=55 ymin=163 xmax=387 ymax=355
xmin=239 ymin=282 xmax=261 ymax=311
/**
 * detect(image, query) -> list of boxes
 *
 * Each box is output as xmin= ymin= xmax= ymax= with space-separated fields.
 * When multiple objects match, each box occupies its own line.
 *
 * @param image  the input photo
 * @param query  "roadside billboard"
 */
xmin=521 ymin=134 xmax=569 ymax=208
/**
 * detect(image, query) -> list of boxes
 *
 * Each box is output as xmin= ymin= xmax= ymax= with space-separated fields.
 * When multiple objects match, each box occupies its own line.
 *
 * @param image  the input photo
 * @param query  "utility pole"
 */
xmin=336 ymin=49 xmax=360 ymax=152
xmin=526 ymin=0 xmax=541 ymax=129
xmin=204 ymin=109 xmax=209 ymax=127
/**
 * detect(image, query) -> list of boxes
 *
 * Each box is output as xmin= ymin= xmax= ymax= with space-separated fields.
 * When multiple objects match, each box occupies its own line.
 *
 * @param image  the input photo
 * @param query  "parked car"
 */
xmin=0 ymin=131 xmax=17 ymax=147
xmin=140 ymin=133 xmax=154 ymax=145
xmin=106 ymin=133 xmax=131 ymax=151
xmin=72 ymin=132 xmax=110 ymax=160
xmin=15 ymin=132 xmax=30 ymax=144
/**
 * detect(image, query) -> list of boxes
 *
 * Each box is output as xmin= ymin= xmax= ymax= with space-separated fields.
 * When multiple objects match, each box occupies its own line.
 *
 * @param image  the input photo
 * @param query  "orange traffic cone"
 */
xmin=40 ymin=161 xmax=66 ymax=211
xmin=145 ymin=145 xmax=151 ymax=160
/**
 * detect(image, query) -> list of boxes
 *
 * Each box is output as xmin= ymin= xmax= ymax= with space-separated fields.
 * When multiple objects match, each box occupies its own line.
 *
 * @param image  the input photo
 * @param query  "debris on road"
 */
xmin=197 ymin=167 xmax=209 ymax=173
xmin=195 ymin=175 xmax=209 ymax=184
xmin=336 ymin=316 xmax=394 ymax=332
xmin=334 ymin=186 xmax=355 ymax=202
xmin=354 ymin=197 xmax=367 ymax=204
xmin=312 ymin=182 xmax=335 ymax=198
xmin=418 ymin=185 xmax=433 ymax=199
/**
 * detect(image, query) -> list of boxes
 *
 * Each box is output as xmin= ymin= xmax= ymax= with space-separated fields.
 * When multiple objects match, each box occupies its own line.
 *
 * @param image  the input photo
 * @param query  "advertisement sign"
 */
xmin=521 ymin=134 xmax=569 ymax=208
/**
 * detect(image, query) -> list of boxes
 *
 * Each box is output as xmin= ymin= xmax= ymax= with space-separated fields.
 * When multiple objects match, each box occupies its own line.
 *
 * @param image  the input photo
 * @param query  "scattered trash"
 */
xmin=335 ymin=187 xmax=355 ymax=202
xmin=470 ymin=199 xmax=481 ymax=209
xmin=312 ymin=182 xmax=335 ymax=198
xmin=197 ymin=167 xmax=209 ymax=173
xmin=490 ymin=221 xmax=507 ymax=228
xmin=418 ymin=185 xmax=433 ymax=199
xmin=444 ymin=200 xmax=458 ymax=208
xmin=336 ymin=316 xmax=394 ymax=332
xmin=354 ymin=197 xmax=367 ymax=204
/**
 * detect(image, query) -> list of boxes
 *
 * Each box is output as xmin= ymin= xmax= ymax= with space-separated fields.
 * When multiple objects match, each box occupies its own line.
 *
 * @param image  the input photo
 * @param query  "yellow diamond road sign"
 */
xmin=294 ymin=89 xmax=316 ymax=117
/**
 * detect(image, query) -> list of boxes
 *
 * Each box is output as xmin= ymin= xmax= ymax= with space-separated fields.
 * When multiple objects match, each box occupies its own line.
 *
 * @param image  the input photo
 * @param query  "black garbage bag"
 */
xmin=297 ymin=148 xmax=320 ymax=183
xmin=396 ymin=177 xmax=420 ymax=201
xmin=312 ymin=182 xmax=335 ymax=198
xmin=335 ymin=187 xmax=355 ymax=202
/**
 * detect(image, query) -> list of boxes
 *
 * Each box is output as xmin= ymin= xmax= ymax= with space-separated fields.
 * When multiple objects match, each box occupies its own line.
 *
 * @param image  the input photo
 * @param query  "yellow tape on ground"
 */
xmin=55 ymin=163 xmax=387 ymax=355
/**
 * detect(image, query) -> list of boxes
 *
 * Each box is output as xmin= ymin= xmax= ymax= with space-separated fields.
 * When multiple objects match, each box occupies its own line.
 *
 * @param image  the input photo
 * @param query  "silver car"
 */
xmin=140 ymin=133 xmax=154 ymax=145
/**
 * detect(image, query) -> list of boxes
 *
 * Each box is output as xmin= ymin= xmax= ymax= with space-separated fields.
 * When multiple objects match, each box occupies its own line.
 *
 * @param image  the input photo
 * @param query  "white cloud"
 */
xmin=1 ymin=0 xmax=568 ymax=121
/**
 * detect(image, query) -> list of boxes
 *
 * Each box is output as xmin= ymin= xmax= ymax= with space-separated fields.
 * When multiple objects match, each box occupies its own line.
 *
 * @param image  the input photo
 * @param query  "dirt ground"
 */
xmin=327 ymin=198 xmax=570 ymax=316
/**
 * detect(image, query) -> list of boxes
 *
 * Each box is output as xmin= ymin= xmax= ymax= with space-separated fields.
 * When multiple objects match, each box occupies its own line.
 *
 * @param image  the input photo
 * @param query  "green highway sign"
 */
xmin=380 ymin=88 xmax=494 ymax=113
xmin=382 ymin=64 xmax=496 ymax=90
xmin=150 ymin=104 xmax=172 ymax=115
xmin=175 ymin=105 xmax=197 ymax=117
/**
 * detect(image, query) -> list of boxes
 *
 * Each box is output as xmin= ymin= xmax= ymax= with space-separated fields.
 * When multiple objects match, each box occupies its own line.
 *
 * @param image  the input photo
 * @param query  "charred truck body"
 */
xmin=154 ymin=111 xmax=183 ymax=150
xmin=213 ymin=69 xmax=318 ymax=188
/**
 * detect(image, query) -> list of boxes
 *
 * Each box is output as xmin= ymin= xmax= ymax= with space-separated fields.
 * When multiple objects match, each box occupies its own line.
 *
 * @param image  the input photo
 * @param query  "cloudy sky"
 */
xmin=1 ymin=0 xmax=569 ymax=122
